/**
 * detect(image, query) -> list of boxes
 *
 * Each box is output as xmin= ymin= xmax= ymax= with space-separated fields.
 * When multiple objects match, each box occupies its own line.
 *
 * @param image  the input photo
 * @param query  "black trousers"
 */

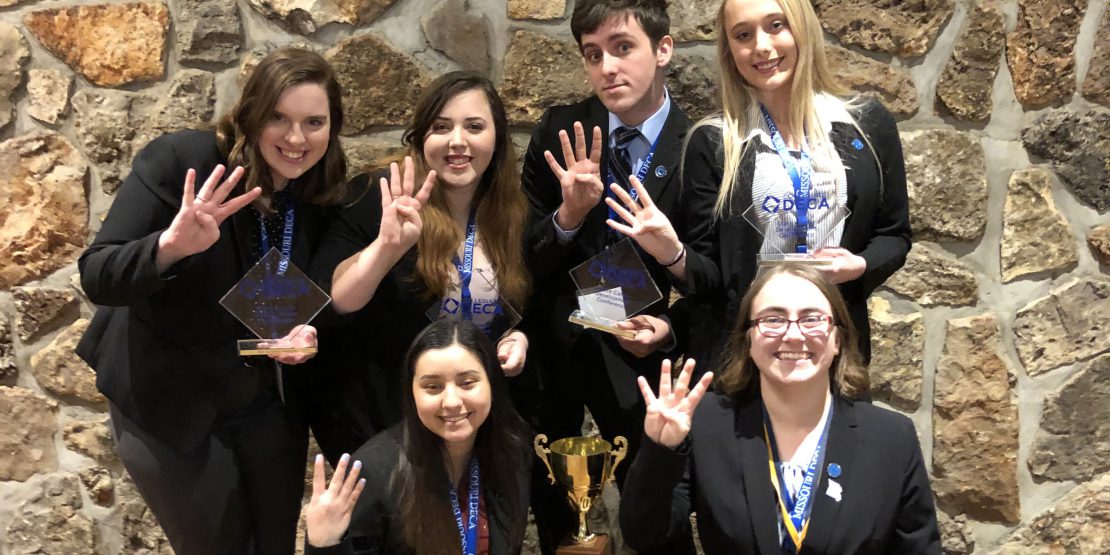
xmin=110 ymin=389 xmax=307 ymax=555
xmin=531 ymin=336 xmax=696 ymax=555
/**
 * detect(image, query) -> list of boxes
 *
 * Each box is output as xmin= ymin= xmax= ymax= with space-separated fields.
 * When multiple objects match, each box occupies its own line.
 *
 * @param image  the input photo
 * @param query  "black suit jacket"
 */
xmin=678 ymin=99 xmax=911 ymax=368
xmin=521 ymin=95 xmax=695 ymax=407
xmin=76 ymin=129 xmax=332 ymax=453
xmin=305 ymin=425 xmax=531 ymax=555
xmin=620 ymin=391 xmax=941 ymax=554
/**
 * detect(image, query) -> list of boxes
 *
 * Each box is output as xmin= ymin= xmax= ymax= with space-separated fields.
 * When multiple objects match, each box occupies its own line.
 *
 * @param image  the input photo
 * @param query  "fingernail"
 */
xmin=353 ymin=460 xmax=362 ymax=469
xmin=315 ymin=454 xmax=323 ymax=463
xmin=340 ymin=453 xmax=350 ymax=463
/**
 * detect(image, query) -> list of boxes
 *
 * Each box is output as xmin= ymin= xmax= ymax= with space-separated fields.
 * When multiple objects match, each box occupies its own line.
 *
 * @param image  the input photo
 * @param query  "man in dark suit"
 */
xmin=520 ymin=1 xmax=695 ymax=552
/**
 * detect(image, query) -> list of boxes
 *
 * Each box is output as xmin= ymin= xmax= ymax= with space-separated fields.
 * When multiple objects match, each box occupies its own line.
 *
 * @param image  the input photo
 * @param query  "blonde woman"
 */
xmin=605 ymin=0 xmax=910 ymax=369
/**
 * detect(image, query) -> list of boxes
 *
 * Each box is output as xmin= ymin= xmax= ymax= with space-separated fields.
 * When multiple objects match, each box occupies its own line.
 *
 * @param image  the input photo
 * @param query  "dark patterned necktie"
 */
xmin=608 ymin=126 xmax=640 ymax=190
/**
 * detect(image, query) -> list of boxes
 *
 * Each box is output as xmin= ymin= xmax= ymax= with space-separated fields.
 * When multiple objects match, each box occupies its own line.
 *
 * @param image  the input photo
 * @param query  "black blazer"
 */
xmin=76 ymin=129 xmax=332 ymax=453
xmin=521 ymin=95 xmax=695 ymax=407
xmin=620 ymin=391 xmax=941 ymax=554
xmin=305 ymin=425 xmax=531 ymax=555
xmin=678 ymin=99 xmax=911 ymax=368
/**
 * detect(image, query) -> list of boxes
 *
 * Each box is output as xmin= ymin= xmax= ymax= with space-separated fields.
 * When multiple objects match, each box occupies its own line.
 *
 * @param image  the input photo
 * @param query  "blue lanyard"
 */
xmin=259 ymin=200 xmax=296 ymax=275
xmin=762 ymin=399 xmax=834 ymax=553
xmin=759 ymin=105 xmax=813 ymax=254
xmin=452 ymin=208 xmax=479 ymax=321
xmin=449 ymin=457 xmax=481 ymax=555
xmin=606 ymin=129 xmax=661 ymax=223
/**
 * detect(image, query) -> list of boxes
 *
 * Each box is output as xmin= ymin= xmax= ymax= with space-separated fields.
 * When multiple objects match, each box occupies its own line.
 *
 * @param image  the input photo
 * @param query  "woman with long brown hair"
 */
xmin=308 ymin=71 xmax=532 ymax=460
xmin=77 ymin=47 xmax=348 ymax=554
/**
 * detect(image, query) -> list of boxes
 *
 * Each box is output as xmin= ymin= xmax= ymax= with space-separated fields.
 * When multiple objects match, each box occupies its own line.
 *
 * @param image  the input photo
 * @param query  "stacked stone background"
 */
xmin=0 ymin=0 xmax=1107 ymax=552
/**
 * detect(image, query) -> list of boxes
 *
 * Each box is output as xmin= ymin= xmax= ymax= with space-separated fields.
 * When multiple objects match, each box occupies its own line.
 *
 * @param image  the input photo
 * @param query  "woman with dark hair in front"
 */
xmin=76 ymin=47 xmax=348 ymax=554
xmin=618 ymin=264 xmax=940 ymax=553
xmin=304 ymin=319 xmax=532 ymax=554
xmin=307 ymin=71 xmax=532 ymax=461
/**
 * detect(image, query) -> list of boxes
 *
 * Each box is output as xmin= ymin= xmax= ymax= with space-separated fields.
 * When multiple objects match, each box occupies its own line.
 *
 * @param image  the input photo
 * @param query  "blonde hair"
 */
xmin=696 ymin=0 xmax=851 ymax=218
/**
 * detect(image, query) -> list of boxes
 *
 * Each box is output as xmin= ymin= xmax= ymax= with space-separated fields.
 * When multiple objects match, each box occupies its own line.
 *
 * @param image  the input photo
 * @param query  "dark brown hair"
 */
xmin=401 ymin=71 xmax=531 ymax=310
xmin=716 ymin=264 xmax=869 ymax=399
xmin=393 ymin=320 xmax=530 ymax=553
xmin=571 ymin=0 xmax=671 ymax=49
xmin=216 ymin=47 xmax=348 ymax=209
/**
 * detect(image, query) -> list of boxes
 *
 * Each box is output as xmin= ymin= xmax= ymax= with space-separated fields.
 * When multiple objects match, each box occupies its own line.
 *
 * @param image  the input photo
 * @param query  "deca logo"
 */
xmin=761 ymin=195 xmax=831 ymax=214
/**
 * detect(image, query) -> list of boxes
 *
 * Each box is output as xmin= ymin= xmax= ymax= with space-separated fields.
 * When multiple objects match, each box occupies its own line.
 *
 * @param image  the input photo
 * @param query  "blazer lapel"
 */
xmin=801 ymin=395 xmax=858 ymax=553
xmin=638 ymin=106 xmax=689 ymax=202
xmin=228 ymin=186 xmax=256 ymax=277
xmin=584 ymin=97 xmax=613 ymax=254
xmin=735 ymin=396 xmax=782 ymax=554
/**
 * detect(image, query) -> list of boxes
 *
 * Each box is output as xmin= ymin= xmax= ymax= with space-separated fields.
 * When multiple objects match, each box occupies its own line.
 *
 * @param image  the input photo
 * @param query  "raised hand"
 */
xmin=811 ymin=247 xmax=866 ymax=284
xmin=156 ymin=165 xmax=260 ymax=271
xmin=497 ymin=330 xmax=528 ymax=377
xmin=544 ymin=122 xmax=604 ymax=231
xmin=638 ymin=358 xmax=713 ymax=449
xmin=616 ymin=314 xmax=671 ymax=358
xmin=378 ymin=156 xmax=436 ymax=253
xmin=305 ymin=453 xmax=366 ymax=548
xmin=266 ymin=324 xmax=318 ymax=365
xmin=604 ymin=176 xmax=684 ymax=268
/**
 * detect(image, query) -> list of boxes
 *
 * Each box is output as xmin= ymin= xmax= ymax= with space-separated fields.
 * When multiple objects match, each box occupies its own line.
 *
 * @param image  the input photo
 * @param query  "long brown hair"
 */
xmin=401 ymin=71 xmax=531 ymax=310
xmin=393 ymin=320 xmax=530 ymax=553
xmin=216 ymin=47 xmax=348 ymax=209
xmin=716 ymin=263 xmax=869 ymax=398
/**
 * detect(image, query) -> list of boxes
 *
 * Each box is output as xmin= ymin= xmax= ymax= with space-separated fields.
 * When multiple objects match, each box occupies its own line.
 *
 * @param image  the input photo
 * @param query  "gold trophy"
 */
xmin=534 ymin=434 xmax=628 ymax=554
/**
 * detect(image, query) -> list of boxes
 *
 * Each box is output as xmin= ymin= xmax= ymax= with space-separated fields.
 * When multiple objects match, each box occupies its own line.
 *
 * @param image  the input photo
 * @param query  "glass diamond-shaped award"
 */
xmin=425 ymin=267 xmax=522 ymax=339
xmin=220 ymin=247 xmax=331 ymax=356
xmin=743 ymin=194 xmax=851 ymax=266
xmin=568 ymin=238 xmax=662 ymax=339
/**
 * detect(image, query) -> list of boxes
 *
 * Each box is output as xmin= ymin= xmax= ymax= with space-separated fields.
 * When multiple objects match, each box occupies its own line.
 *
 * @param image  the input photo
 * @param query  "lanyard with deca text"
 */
xmin=259 ymin=200 xmax=296 ymax=276
xmin=762 ymin=398 xmax=834 ymax=553
xmin=759 ymin=105 xmax=813 ymax=254
xmin=449 ymin=457 xmax=481 ymax=555
xmin=606 ymin=129 xmax=662 ymax=223
xmin=452 ymin=208 xmax=479 ymax=320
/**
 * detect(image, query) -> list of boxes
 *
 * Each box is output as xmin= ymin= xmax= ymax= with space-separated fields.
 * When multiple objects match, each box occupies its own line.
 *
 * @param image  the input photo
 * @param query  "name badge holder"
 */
xmin=427 ymin=267 xmax=523 ymax=340
xmin=568 ymin=238 xmax=662 ymax=339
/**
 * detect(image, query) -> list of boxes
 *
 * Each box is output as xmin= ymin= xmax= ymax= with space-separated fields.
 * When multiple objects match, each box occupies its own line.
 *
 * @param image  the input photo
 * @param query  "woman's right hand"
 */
xmin=156 ymin=165 xmax=260 ymax=272
xmin=306 ymin=453 xmax=366 ymax=548
xmin=638 ymin=358 xmax=713 ymax=449
xmin=378 ymin=156 xmax=436 ymax=253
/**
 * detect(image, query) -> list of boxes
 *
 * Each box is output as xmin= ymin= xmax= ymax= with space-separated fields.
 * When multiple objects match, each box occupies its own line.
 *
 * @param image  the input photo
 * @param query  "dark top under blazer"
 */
xmin=521 ymin=95 xmax=695 ymax=406
xmin=620 ymin=391 xmax=941 ymax=554
xmin=678 ymin=99 xmax=910 ymax=366
xmin=305 ymin=425 xmax=531 ymax=555
xmin=76 ymin=129 xmax=331 ymax=453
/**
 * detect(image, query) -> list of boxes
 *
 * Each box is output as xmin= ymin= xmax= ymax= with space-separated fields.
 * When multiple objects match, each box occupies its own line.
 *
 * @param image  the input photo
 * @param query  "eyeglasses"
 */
xmin=751 ymin=314 xmax=833 ymax=337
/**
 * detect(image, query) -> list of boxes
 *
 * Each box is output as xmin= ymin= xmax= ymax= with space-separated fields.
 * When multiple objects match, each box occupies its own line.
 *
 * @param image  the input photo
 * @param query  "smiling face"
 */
xmin=421 ymin=88 xmax=496 ymax=193
xmin=258 ymin=82 xmax=331 ymax=189
xmin=747 ymin=273 xmax=839 ymax=388
xmin=412 ymin=343 xmax=492 ymax=449
xmin=723 ymin=0 xmax=797 ymax=103
xmin=580 ymin=13 xmax=673 ymax=125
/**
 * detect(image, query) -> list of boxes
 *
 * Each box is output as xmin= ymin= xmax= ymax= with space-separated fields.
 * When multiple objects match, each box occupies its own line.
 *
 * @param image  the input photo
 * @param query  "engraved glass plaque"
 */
xmin=568 ymin=238 xmax=662 ymax=339
xmin=425 ymin=267 xmax=522 ymax=339
xmin=743 ymin=194 xmax=851 ymax=266
xmin=220 ymin=247 xmax=331 ymax=355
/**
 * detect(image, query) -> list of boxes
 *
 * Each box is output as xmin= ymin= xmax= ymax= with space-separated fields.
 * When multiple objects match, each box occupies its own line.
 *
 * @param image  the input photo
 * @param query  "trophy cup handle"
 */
xmin=533 ymin=434 xmax=557 ymax=485
xmin=609 ymin=436 xmax=628 ymax=481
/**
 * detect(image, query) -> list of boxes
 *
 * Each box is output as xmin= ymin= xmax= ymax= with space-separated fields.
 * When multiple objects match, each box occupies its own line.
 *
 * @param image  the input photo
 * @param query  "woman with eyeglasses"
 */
xmin=619 ymin=264 xmax=940 ymax=554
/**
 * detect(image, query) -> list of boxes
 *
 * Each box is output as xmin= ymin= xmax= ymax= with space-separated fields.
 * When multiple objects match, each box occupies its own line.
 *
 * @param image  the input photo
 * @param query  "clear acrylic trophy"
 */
xmin=220 ymin=247 xmax=331 ymax=355
xmin=425 ymin=267 xmax=522 ymax=339
xmin=568 ymin=238 xmax=662 ymax=339
xmin=742 ymin=195 xmax=851 ymax=266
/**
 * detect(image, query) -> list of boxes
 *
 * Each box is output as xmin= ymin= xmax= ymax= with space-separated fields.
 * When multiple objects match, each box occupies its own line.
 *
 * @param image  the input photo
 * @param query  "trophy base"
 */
xmin=568 ymin=311 xmax=636 ymax=339
xmin=557 ymin=533 xmax=612 ymax=555
xmin=756 ymin=253 xmax=833 ymax=267
xmin=237 ymin=339 xmax=318 ymax=356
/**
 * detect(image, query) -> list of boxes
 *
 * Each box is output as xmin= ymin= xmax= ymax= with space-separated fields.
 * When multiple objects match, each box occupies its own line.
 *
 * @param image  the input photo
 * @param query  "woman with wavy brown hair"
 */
xmin=308 ymin=70 xmax=532 ymax=460
xmin=77 ymin=47 xmax=348 ymax=554
xmin=618 ymin=264 xmax=939 ymax=553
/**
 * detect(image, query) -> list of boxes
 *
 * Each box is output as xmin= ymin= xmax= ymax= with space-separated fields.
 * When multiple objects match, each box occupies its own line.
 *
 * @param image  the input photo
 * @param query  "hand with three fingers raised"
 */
xmin=604 ymin=176 xmax=685 ymax=274
xmin=638 ymin=358 xmax=714 ymax=449
xmin=545 ymin=122 xmax=604 ymax=231
xmin=156 ymin=165 xmax=261 ymax=272
xmin=377 ymin=156 xmax=437 ymax=255
xmin=306 ymin=453 xmax=366 ymax=548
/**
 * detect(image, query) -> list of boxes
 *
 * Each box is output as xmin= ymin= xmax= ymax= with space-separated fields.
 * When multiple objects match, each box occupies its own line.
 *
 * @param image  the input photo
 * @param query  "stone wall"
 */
xmin=0 ymin=0 xmax=1107 ymax=553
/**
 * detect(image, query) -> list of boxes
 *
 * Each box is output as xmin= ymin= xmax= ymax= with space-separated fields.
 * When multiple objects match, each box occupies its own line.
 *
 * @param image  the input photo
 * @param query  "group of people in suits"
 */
xmin=75 ymin=0 xmax=939 ymax=553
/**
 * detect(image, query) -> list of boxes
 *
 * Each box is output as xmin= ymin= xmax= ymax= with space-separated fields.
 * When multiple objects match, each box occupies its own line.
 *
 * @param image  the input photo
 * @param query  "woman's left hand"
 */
xmin=497 ymin=330 xmax=528 ymax=377
xmin=812 ymin=247 xmax=867 ymax=284
xmin=267 ymin=324 xmax=318 ymax=365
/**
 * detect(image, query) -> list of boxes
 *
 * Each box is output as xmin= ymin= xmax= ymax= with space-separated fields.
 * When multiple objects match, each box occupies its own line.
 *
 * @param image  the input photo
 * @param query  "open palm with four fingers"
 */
xmin=156 ymin=165 xmax=260 ymax=271
xmin=604 ymin=176 xmax=684 ymax=267
xmin=638 ymin=358 xmax=714 ymax=449
xmin=544 ymin=122 xmax=604 ymax=231
xmin=378 ymin=156 xmax=436 ymax=253
xmin=305 ymin=453 xmax=366 ymax=548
